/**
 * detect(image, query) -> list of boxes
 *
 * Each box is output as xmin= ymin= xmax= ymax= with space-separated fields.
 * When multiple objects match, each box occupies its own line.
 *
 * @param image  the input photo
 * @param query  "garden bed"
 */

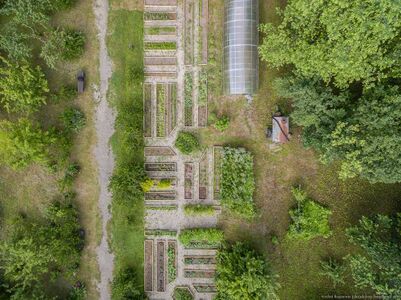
xmin=197 ymin=71 xmax=208 ymax=127
xmin=156 ymin=83 xmax=167 ymax=137
xmin=167 ymin=241 xmax=177 ymax=283
xmin=145 ymin=56 xmax=177 ymax=65
xmin=184 ymin=163 xmax=194 ymax=199
xmin=156 ymin=241 xmax=166 ymax=292
xmin=184 ymin=255 xmax=216 ymax=265
xmin=145 ymin=192 xmax=176 ymax=201
xmin=145 ymin=0 xmax=177 ymax=5
xmin=145 ymin=229 xmax=177 ymax=237
xmin=145 ymin=41 xmax=177 ymax=50
xmin=167 ymin=83 xmax=177 ymax=135
xmin=213 ymin=147 xmax=222 ymax=200
xmin=184 ymin=72 xmax=194 ymax=126
xmin=150 ymin=177 xmax=177 ymax=191
xmin=144 ymin=83 xmax=153 ymax=137
xmin=184 ymin=0 xmax=195 ymax=65
xmin=193 ymin=284 xmax=217 ymax=293
xmin=184 ymin=269 xmax=215 ymax=278
xmin=198 ymin=0 xmax=209 ymax=65
xmin=144 ymin=12 xmax=177 ymax=21
xmin=145 ymin=146 xmax=176 ymax=156
xmin=144 ymin=240 xmax=154 ymax=291
xmin=199 ymin=153 xmax=209 ymax=199
xmin=145 ymin=162 xmax=177 ymax=172
xmin=145 ymin=26 xmax=177 ymax=36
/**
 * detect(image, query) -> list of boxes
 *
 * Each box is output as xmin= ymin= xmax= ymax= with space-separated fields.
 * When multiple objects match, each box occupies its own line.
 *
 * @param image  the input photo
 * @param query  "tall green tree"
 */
xmin=0 ymin=118 xmax=56 ymax=169
xmin=346 ymin=214 xmax=401 ymax=298
xmin=0 ymin=57 xmax=48 ymax=113
xmin=215 ymin=243 xmax=280 ymax=300
xmin=260 ymin=0 xmax=401 ymax=87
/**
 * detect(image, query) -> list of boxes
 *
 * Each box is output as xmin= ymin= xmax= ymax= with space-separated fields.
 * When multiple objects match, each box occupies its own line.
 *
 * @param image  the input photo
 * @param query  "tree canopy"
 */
xmin=260 ymin=0 xmax=401 ymax=88
xmin=346 ymin=214 xmax=401 ymax=297
xmin=215 ymin=243 xmax=280 ymax=300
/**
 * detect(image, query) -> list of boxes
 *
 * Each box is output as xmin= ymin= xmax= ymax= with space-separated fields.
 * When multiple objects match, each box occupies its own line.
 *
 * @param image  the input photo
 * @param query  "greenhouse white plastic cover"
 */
xmin=224 ymin=0 xmax=259 ymax=95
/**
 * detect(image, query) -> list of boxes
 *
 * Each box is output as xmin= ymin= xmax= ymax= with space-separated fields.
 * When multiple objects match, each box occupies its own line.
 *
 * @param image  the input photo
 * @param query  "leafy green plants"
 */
xmin=184 ymin=204 xmax=215 ymax=216
xmin=167 ymin=244 xmax=176 ymax=282
xmin=59 ymin=162 xmax=80 ymax=191
xmin=319 ymin=258 xmax=346 ymax=288
xmin=198 ymin=71 xmax=208 ymax=105
xmin=184 ymin=72 xmax=193 ymax=126
xmin=111 ymin=268 xmax=144 ymax=300
xmin=156 ymin=84 xmax=166 ymax=137
xmin=60 ymin=107 xmax=86 ymax=133
xmin=173 ymin=287 xmax=193 ymax=300
xmin=179 ymin=228 xmax=224 ymax=249
xmin=140 ymin=179 xmax=154 ymax=192
xmin=157 ymin=178 xmax=172 ymax=189
xmin=214 ymin=115 xmax=230 ymax=132
xmin=221 ymin=147 xmax=255 ymax=219
xmin=287 ymin=187 xmax=332 ymax=240
xmin=216 ymin=243 xmax=280 ymax=299
xmin=62 ymin=29 xmax=85 ymax=60
xmin=174 ymin=131 xmax=200 ymax=155
xmin=144 ymin=42 xmax=176 ymax=50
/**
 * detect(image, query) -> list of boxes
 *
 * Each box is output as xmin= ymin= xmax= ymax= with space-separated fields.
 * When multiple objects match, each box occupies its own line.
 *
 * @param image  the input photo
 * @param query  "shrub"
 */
xmin=59 ymin=162 xmax=80 ymax=191
xmin=54 ymin=0 xmax=78 ymax=10
xmin=184 ymin=204 xmax=215 ymax=216
xmin=319 ymin=258 xmax=346 ymax=288
xmin=214 ymin=115 xmax=230 ymax=132
xmin=51 ymin=85 xmax=77 ymax=103
xmin=221 ymin=147 xmax=255 ymax=219
xmin=68 ymin=282 xmax=87 ymax=300
xmin=62 ymin=30 xmax=85 ymax=60
xmin=157 ymin=178 xmax=172 ymax=189
xmin=61 ymin=107 xmax=86 ymax=133
xmin=216 ymin=243 xmax=280 ymax=300
xmin=111 ymin=268 xmax=144 ymax=300
xmin=179 ymin=228 xmax=224 ymax=249
xmin=140 ymin=179 xmax=154 ymax=192
xmin=287 ymin=187 xmax=332 ymax=240
xmin=271 ymin=234 xmax=279 ymax=246
xmin=174 ymin=131 xmax=201 ymax=155
xmin=173 ymin=288 xmax=193 ymax=300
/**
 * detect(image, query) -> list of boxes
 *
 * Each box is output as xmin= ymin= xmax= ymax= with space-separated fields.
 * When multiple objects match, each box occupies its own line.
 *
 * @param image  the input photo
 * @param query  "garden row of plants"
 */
xmin=184 ymin=72 xmax=194 ymax=126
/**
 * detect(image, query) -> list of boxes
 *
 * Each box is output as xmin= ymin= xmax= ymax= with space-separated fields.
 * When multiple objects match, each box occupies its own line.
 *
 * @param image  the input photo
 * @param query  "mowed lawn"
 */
xmin=107 ymin=6 xmax=145 ymax=286
xmin=202 ymin=0 xmax=401 ymax=299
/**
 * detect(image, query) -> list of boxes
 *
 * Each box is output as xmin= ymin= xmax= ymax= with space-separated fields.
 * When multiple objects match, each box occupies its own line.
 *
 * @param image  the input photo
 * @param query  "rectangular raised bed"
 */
xmin=184 ymin=255 xmax=216 ymax=265
xmin=184 ymin=0 xmax=195 ymax=65
xmin=199 ymin=153 xmax=208 ymax=199
xmin=184 ymin=163 xmax=193 ymax=199
xmin=144 ymin=240 xmax=154 ymax=292
xmin=198 ymin=0 xmax=209 ymax=65
xmin=145 ymin=191 xmax=176 ymax=201
xmin=156 ymin=241 xmax=166 ymax=292
xmin=144 ymin=83 xmax=153 ymax=137
xmin=145 ymin=162 xmax=177 ymax=172
xmin=184 ymin=72 xmax=193 ymax=127
xmin=213 ymin=147 xmax=222 ymax=200
xmin=145 ymin=146 xmax=176 ymax=156
xmin=167 ymin=240 xmax=177 ymax=283
xmin=184 ymin=269 xmax=215 ymax=278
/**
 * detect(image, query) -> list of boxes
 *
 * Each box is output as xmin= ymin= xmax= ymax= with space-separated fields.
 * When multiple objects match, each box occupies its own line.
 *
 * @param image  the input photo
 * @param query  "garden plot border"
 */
xmin=145 ymin=240 xmax=154 ymax=292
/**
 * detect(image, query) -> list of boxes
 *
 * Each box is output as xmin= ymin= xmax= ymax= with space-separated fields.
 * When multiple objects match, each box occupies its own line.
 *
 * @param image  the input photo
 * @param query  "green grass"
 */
xmin=145 ymin=26 xmax=176 ymax=35
xmin=107 ymin=9 xmax=144 ymax=292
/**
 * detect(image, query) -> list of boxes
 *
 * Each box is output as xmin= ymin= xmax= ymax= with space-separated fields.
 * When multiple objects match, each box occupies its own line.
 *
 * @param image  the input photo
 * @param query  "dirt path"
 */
xmin=93 ymin=0 xmax=115 ymax=299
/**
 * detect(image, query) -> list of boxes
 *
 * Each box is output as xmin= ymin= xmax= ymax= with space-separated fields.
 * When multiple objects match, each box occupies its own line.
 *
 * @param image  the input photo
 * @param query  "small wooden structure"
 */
xmin=272 ymin=116 xmax=290 ymax=143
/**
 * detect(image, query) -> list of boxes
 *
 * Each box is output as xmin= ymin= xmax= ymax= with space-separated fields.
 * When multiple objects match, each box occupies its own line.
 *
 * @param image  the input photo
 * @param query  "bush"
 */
xmin=61 ymin=107 xmax=86 ymax=133
xmin=179 ymin=228 xmax=224 ymax=249
xmin=62 ymin=30 xmax=85 ymax=60
xmin=68 ymin=282 xmax=87 ymax=300
xmin=287 ymin=187 xmax=332 ymax=240
xmin=221 ymin=147 xmax=255 ymax=219
xmin=173 ymin=288 xmax=193 ymax=300
xmin=112 ymin=268 xmax=144 ymax=300
xmin=140 ymin=179 xmax=154 ymax=192
xmin=54 ymin=0 xmax=78 ymax=10
xmin=184 ymin=204 xmax=215 ymax=216
xmin=51 ymin=85 xmax=77 ymax=103
xmin=216 ymin=243 xmax=280 ymax=300
xmin=214 ymin=115 xmax=230 ymax=132
xmin=174 ymin=131 xmax=201 ymax=155
xmin=319 ymin=258 xmax=346 ymax=288
xmin=59 ymin=162 xmax=80 ymax=191
xmin=157 ymin=178 xmax=172 ymax=189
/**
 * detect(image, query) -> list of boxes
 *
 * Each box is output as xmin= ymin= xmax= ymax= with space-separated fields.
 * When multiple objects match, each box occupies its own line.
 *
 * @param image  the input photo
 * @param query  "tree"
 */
xmin=260 ymin=0 xmax=401 ymax=87
xmin=0 ymin=201 xmax=83 ymax=298
xmin=346 ymin=214 xmax=401 ymax=298
xmin=215 ymin=243 xmax=280 ymax=300
xmin=287 ymin=187 xmax=332 ymax=240
xmin=0 ymin=118 xmax=56 ymax=169
xmin=0 ymin=57 xmax=49 ymax=113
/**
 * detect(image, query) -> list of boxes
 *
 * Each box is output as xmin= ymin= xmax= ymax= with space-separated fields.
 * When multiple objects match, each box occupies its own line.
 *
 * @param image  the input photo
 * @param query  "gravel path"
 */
xmin=93 ymin=0 xmax=115 ymax=299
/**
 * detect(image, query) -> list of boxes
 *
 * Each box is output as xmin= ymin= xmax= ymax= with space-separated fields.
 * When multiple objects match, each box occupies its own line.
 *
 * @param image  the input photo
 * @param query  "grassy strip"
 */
xmin=145 ymin=229 xmax=177 ymax=237
xmin=184 ymin=204 xmax=215 ymax=216
xmin=144 ymin=41 xmax=176 ymax=50
xmin=179 ymin=228 xmax=224 ymax=249
xmin=107 ymin=9 xmax=145 ymax=292
xmin=145 ymin=205 xmax=177 ymax=211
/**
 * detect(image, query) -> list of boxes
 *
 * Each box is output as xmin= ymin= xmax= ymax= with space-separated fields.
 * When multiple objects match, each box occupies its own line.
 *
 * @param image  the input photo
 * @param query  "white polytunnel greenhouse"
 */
xmin=224 ymin=0 xmax=259 ymax=95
